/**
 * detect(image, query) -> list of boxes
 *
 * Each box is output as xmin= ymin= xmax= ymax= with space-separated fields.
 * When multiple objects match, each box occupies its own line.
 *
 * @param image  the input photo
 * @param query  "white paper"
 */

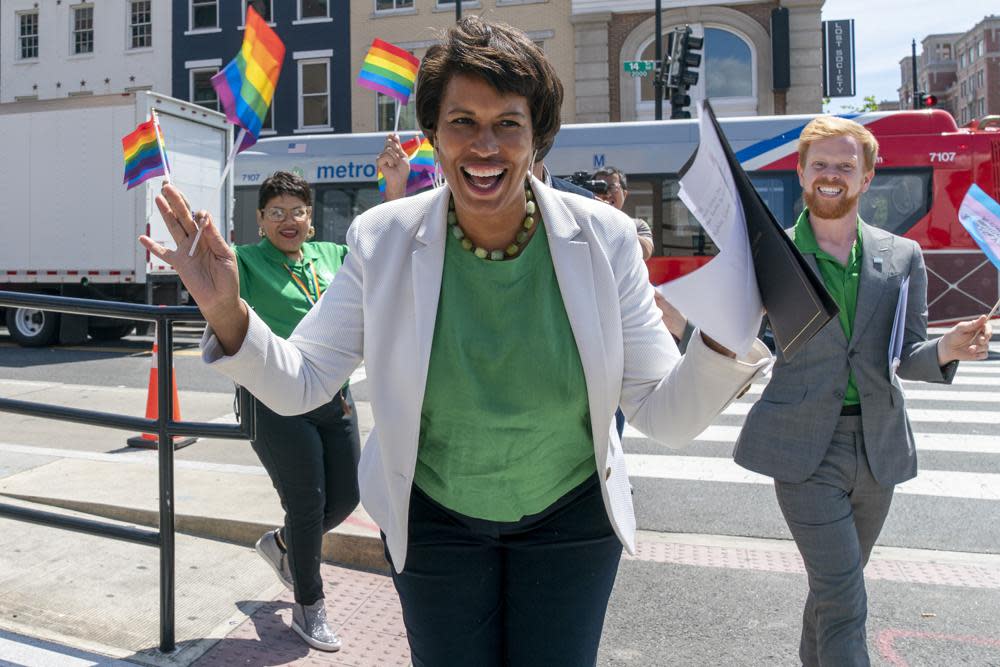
xmin=889 ymin=276 xmax=910 ymax=380
xmin=656 ymin=100 xmax=763 ymax=357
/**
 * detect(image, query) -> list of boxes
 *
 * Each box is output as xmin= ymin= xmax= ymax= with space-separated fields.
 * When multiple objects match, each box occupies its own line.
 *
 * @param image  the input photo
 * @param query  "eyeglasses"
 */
xmin=262 ymin=206 xmax=311 ymax=222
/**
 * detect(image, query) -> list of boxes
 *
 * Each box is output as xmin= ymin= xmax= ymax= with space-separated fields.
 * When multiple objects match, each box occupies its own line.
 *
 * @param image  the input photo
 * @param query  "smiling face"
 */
xmin=797 ymin=134 xmax=873 ymax=222
xmin=432 ymin=73 xmax=534 ymax=230
xmin=257 ymin=193 xmax=312 ymax=259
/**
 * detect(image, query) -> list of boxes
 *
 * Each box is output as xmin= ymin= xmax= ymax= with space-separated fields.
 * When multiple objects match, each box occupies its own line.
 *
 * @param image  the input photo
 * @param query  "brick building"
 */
xmin=900 ymin=15 xmax=1000 ymax=124
xmin=572 ymin=0 xmax=825 ymax=122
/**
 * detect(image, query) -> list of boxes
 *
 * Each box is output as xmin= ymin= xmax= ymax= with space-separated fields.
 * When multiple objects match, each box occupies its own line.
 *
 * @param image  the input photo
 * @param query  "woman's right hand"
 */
xmin=139 ymin=184 xmax=248 ymax=354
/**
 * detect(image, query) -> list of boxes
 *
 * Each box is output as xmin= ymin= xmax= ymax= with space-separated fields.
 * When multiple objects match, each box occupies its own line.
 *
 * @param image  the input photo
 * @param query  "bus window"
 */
xmin=234 ymin=186 xmax=261 ymax=246
xmin=314 ymin=185 xmax=381 ymax=244
xmin=749 ymin=172 xmax=801 ymax=228
xmin=858 ymin=168 xmax=932 ymax=236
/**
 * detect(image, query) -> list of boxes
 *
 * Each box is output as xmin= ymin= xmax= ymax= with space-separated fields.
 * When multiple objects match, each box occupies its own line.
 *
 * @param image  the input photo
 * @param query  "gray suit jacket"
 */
xmin=734 ymin=222 xmax=957 ymax=485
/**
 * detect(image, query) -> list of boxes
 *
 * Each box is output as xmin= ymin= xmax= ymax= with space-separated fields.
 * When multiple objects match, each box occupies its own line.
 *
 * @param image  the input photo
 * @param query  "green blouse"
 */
xmin=234 ymin=238 xmax=348 ymax=339
xmin=414 ymin=224 xmax=595 ymax=522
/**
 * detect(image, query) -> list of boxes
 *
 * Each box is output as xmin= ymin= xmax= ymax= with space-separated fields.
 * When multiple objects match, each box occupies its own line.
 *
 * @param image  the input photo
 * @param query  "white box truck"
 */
xmin=0 ymin=91 xmax=232 ymax=346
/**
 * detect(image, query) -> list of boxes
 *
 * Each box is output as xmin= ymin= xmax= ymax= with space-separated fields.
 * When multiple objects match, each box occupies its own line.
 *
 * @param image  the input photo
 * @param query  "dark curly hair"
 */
xmin=257 ymin=171 xmax=312 ymax=210
xmin=415 ymin=16 xmax=563 ymax=156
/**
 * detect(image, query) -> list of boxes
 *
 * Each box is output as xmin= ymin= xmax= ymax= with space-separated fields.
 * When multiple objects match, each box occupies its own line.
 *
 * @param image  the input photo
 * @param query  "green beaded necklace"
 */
xmin=448 ymin=181 xmax=539 ymax=261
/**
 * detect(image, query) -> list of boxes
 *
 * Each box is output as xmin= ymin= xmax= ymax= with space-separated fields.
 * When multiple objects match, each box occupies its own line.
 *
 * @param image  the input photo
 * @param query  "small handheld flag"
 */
xmin=211 ymin=5 xmax=285 ymax=155
xmin=377 ymin=135 xmax=435 ymax=196
xmin=122 ymin=112 xmax=169 ymax=190
xmin=958 ymin=184 xmax=1000 ymax=272
xmin=357 ymin=39 xmax=420 ymax=106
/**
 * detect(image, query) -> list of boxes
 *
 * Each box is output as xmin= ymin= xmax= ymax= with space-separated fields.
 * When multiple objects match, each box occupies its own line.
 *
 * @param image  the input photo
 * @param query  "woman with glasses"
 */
xmin=235 ymin=171 xmax=360 ymax=653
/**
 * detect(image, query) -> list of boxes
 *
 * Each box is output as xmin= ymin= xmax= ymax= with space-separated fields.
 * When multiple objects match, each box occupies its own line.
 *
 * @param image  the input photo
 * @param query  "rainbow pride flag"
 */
xmin=357 ymin=39 xmax=420 ymax=105
xmin=122 ymin=116 xmax=168 ymax=190
xmin=409 ymin=138 xmax=434 ymax=173
xmin=378 ymin=135 xmax=435 ymax=196
xmin=211 ymin=6 xmax=285 ymax=153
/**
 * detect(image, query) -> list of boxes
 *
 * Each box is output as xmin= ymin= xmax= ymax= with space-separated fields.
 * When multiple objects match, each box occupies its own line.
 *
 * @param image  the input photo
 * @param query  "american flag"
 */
xmin=287 ymin=142 xmax=307 ymax=154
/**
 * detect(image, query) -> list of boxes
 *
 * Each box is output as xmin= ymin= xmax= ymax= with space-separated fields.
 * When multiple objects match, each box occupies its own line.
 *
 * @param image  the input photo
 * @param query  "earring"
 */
xmin=258 ymin=227 xmax=265 ymax=238
xmin=306 ymin=226 xmax=315 ymax=240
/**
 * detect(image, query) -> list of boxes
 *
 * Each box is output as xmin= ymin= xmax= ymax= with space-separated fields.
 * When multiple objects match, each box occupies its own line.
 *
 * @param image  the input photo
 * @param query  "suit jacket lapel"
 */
xmin=411 ymin=187 xmax=449 ymax=390
xmin=533 ymin=177 xmax=610 ymax=427
xmin=850 ymin=222 xmax=893 ymax=347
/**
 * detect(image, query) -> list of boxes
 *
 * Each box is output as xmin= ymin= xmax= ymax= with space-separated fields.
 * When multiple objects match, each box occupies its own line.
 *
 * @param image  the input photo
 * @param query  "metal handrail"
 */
xmin=0 ymin=290 xmax=256 ymax=653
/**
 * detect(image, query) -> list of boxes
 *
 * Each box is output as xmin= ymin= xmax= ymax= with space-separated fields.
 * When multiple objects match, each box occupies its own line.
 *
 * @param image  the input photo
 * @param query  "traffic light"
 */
xmin=667 ymin=26 xmax=703 ymax=119
xmin=922 ymin=93 xmax=938 ymax=108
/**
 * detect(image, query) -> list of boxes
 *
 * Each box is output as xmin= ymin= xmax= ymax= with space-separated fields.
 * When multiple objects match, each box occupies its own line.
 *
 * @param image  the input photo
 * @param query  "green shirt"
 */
xmin=235 ymin=238 xmax=348 ymax=339
xmin=414 ymin=225 xmax=595 ymax=522
xmin=791 ymin=208 xmax=862 ymax=405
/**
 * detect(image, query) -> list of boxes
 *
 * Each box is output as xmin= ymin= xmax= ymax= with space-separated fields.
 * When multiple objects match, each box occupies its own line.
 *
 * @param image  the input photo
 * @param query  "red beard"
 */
xmin=803 ymin=182 xmax=860 ymax=219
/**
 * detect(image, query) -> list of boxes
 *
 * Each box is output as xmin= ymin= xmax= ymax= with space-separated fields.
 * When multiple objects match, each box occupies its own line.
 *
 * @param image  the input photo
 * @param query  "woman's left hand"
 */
xmin=378 ymin=133 xmax=411 ymax=202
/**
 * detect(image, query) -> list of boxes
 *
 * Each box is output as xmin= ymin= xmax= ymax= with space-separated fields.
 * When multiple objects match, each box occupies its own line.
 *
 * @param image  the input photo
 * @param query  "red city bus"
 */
xmin=544 ymin=110 xmax=1000 ymax=324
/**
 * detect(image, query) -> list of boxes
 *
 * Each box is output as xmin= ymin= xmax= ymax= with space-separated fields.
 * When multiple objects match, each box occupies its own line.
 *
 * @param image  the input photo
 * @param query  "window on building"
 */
xmin=299 ymin=59 xmax=330 ymax=128
xmin=129 ymin=0 xmax=152 ymax=49
xmin=72 ymin=5 xmax=94 ymax=55
xmin=968 ymin=47 xmax=974 ymax=64
xmin=299 ymin=0 xmax=329 ymax=19
xmin=960 ymin=52 xmax=965 ymax=67
xmin=978 ymin=40 xmax=984 ymax=57
xmin=17 ymin=11 xmax=39 ymax=60
xmin=979 ymin=70 xmax=985 ymax=88
xmin=244 ymin=0 xmax=273 ymax=22
xmin=190 ymin=0 xmax=218 ymax=30
xmin=191 ymin=68 xmax=220 ymax=111
xmin=376 ymin=0 xmax=413 ymax=10
xmin=637 ymin=26 xmax=755 ymax=118
xmin=377 ymin=93 xmax=418 ymax=131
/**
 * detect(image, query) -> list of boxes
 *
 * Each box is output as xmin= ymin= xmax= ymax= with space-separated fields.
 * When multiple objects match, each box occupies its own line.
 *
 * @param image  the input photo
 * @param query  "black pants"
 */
xmin=386 ymin=473 xmax=623 ymax=667
xmin=249 ymin=388 xmax=361 ymax=605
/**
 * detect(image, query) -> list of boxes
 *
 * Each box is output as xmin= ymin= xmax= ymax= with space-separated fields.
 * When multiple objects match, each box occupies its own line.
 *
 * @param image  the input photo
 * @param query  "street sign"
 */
xmin=623 ymin=60 xmax=657 ymax=77
xmin=822 ymin=19 xmax=856 ymax=97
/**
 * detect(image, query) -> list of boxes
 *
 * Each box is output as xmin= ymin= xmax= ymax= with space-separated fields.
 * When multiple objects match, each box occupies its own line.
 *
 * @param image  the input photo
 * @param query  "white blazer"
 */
xmin=204 ymin=176 xmax=771 ymax=572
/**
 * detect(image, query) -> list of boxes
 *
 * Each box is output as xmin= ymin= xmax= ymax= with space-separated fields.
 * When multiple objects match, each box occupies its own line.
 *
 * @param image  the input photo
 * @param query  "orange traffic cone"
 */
xmin=127 ymin=343 xmax=197 ymax=449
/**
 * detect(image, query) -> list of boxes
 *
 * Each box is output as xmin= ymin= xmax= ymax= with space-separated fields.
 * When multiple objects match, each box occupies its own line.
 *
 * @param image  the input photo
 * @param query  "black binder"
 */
xmin=694 ymin=101 xmax=838 ymax=360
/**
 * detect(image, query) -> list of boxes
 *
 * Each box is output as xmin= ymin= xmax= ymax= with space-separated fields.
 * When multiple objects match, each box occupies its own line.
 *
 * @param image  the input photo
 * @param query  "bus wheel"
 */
xmin=6 ymin=307 xmax=60 ymax=347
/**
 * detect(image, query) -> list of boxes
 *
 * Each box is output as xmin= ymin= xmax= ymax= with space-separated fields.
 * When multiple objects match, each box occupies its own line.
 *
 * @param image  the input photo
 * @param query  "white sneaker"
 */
xmin=254 ymin=529 xmax=294 ymax=591
xmin=291 ymin=600 xmax=342 ymax=652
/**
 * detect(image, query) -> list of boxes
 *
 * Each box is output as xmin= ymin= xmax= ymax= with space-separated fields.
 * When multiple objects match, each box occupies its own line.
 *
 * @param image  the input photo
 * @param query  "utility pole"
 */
xmin=456 ymin=0 xmax=462 ymax=22
xmin=654 ymin=0 xmax=663 ymax=120
xmin=911 ymin=39 xmax=919 ymax=110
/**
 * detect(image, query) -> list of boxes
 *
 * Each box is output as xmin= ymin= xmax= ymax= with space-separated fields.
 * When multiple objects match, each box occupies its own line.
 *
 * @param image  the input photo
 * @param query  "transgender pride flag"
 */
xmin=958 ymin=184 xmax=1000 ymax=271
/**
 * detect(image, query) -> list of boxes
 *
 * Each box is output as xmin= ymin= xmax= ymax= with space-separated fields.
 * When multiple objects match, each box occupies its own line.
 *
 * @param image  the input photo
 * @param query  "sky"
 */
xmin=820 ymin=1 xmax=991 ymax=111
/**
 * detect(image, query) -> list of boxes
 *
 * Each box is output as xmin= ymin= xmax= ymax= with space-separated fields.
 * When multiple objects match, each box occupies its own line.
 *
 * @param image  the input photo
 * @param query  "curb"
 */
xmin=0 ymin=492 xmax=390 ymax=575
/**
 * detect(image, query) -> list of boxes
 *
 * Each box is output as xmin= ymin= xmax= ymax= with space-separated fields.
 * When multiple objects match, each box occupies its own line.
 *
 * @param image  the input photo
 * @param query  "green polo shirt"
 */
xmin=234 ymin=238 xmax=348 ymax=339
xmin=791 ymin=208 xmax=862 ymax=406
xmin=414 ymin=224 xmax=595 ymax=522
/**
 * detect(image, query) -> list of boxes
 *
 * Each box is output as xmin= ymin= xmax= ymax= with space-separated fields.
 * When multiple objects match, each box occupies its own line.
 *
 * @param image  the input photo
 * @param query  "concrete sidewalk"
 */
xmin=0 ymin=378 xmax=410 ymax=666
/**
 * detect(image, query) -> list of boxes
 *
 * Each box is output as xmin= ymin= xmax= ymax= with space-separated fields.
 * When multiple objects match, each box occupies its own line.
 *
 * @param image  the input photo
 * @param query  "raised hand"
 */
xmin=377 ymin=133 xmax=411 ymax=202
xmin=936 ymin=315 xmax=993 ymax=365
xmin=139 ymin=184 xmax=248 ymax=354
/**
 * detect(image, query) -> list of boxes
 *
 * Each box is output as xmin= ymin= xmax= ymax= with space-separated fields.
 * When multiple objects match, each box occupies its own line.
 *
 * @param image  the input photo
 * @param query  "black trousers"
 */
xmin=250 ymin=388 xmax=361 ymax=605
xmin=386 ymin=473 xmax=623 ymax=667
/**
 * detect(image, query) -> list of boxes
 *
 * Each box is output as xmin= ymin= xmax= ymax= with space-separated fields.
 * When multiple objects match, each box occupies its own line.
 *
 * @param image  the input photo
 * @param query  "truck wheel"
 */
xmin=89 ymin=322 xmax=135 ymax=341
xmin=6 ymin=307 xmax=60 ymax=347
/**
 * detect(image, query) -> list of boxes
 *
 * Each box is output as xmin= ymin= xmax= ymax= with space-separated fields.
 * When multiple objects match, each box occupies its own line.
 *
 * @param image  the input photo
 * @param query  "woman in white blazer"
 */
xmin=141 ymin=17 xmax=770 ymax=667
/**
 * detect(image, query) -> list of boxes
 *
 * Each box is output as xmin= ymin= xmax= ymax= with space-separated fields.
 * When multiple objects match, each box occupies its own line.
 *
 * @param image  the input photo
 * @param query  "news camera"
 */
xmin=564 ymin=171 xmax=608 ymax=195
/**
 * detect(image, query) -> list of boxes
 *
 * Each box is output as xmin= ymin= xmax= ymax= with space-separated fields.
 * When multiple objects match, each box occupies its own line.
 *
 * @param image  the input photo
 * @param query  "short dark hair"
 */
xmin=258 ymin=171 xmax=312 ymax=210
xmin=593 ymin=166 xmax=628 ymax=190
xmin=415 ymin=16 xmax=563 ymax=156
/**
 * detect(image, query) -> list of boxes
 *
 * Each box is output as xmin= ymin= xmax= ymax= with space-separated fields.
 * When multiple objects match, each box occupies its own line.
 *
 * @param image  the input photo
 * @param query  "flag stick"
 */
xmin=190 ymin=127 xmax=245 ymax=256
xmin=393 ymin=100 xmax=402 ymax=133
xmin=150 ymin=109 xmax=171 ymax=183
xmin=987 ymin=294 xmax=1000 ymax=319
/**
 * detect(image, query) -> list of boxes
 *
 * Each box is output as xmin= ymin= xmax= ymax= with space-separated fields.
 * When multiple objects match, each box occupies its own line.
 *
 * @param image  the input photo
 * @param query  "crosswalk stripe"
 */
xmin=625 ymin=454 xmax=1000 ymax=501
xmin=622 ymin=424 xmax=1000 ymax=455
